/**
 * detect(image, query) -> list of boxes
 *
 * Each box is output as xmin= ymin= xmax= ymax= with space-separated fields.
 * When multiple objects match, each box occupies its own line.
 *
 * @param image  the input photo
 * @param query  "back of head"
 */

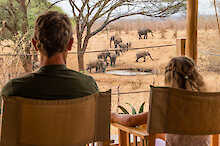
xmin=34 ymin=11 xmax=73 ymax=57
xmin=165 ymin=56 xmax=205 ymax=91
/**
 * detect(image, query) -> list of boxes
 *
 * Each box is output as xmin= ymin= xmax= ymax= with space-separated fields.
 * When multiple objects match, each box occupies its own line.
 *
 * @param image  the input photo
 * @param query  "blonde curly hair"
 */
xmin=165 ymin=56 xmax=205 ymax=91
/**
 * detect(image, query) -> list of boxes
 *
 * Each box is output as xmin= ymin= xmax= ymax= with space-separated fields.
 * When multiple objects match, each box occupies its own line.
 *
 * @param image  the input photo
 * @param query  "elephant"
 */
xmin=136 ymin=51 xmax=154 ymax=62
xmin=110 ymin=35 xmax=122 ymax=48
xmin=97 ymin=50 xmax=111 ymax=66
xmin=126 ymin=42 xmax=132 ymax=48
xmin=86 ymin=60 xmax=106 ymax=73
xmin=138 ymin=28 xmax=154 ymax=39
xmin=118 ymin=42 xmax=129 ymax=53
xmin=114 ymin=49 xmax=121 ymax=56
xmin=109 ymin=53 xmax=117 ymax=66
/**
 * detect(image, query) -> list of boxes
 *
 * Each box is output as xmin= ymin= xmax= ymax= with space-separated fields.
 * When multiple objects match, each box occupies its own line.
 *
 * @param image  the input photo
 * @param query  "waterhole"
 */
xmin=106 ymin=69 xmax=153 ymax=76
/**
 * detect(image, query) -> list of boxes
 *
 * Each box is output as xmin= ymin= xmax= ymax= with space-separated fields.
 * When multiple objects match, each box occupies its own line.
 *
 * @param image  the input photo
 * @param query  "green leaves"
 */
xmin=138 ymin=102 xmax=145 ymax=114
xmin=0 ymin=0 xmax=67 ymax=40
xmin=118 ymin=102 xmax=145 ymax=115
xmin=126 ymin=103 xmax=137 ymax=115
xmin=118 ymin=105 xmax=129 ymax=114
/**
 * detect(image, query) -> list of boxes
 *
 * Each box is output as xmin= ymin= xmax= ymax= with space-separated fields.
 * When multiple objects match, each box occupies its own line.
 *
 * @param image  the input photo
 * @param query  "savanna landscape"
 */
xmin=1 ymin=0 xmax=220 ymax=140
xmin=1 ymin=16 xmax=220 ymax=136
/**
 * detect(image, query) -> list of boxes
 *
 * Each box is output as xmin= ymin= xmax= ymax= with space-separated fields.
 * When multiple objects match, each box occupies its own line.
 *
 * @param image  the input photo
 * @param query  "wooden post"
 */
xmin=133 ymin=136 xmax=137 ymax=146
xmin=147 ymin=135 xmax=156 ymax=146
xmin=118 ymin=129 xmax=128 ymax=146
xmin=212 ymin=135 xmax=219 ymax=146
xmin=186 ymin=0 xmax=198 ymax=64
xmin=117 ymin=85 xmax=120 ymax=113
xmin=176 ymin=38 xmax=186 ymax=56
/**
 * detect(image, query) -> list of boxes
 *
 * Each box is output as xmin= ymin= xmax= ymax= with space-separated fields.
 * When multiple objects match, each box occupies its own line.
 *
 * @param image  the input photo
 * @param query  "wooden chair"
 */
xmin=147 ymin=86 xmax=220 ymax=146
xmin=0 ymin=90 xmax=111 ymax=146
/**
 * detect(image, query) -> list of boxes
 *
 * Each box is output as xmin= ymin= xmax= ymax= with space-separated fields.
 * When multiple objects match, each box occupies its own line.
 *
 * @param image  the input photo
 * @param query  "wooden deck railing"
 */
xmin=111 ymin=123 xmax=165 ymax=146
xmin=111 ymin=123 xmax=219 ymax=146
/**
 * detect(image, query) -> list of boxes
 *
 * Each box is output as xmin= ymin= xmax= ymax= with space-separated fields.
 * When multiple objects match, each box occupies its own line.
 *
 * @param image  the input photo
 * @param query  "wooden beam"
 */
xmin=212 ymin=135 xmax=219 ymax=146
xmin=118 ymin=129 xmax=128 ymax=146
xmin=186 ymin=0 xmax=198 ymax=64
xmin=176 ymin=38 xmax=186 ymax=56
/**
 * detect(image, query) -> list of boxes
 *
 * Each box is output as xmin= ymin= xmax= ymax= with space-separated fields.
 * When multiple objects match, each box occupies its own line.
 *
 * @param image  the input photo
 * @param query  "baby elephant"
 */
xmin=110 ymin=35 xmax=122 ymax=48
xmin=86 ymin=60 xmax=106 ymax=73
xmin=136 ymin=51 xmax=153 ymax=62
xmin=97 ymin=50 xmax=111 ymax=66
xmin=118 ymin=42 xmax=129 ymax=53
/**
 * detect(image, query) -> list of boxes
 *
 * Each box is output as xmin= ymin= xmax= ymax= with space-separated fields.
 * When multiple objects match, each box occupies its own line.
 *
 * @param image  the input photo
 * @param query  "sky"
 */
xmin=51 ymin=0 xmax=219 ymax=17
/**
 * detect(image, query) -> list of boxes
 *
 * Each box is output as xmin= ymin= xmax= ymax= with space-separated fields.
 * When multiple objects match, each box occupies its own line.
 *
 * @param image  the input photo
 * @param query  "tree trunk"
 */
xmin=16 ymin=42 xmax=32 ymax=73
xmin=19 ymin=0 xmax=33 ymax=72
xmin=77 ymin=36 xmax=84 ymax=71
xmin=21 ymin=56 xmax=32 ymax=72
xmin=23 ymin=43 xmax=32 ymax=72
xmin=77 ymin=53 xmax=84 ymax=71
xmin=77 ymin=36 xmax=90 ymax=71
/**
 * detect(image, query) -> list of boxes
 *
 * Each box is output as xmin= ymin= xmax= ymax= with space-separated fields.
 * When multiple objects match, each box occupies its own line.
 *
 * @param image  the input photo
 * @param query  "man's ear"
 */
xmin=32 ymin=38 xmax=38 ymax=51
xmin=67 ymin=38 xmax=73 ymax=51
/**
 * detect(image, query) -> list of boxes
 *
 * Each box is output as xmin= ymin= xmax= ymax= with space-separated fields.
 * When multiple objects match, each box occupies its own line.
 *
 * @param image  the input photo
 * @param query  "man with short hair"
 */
xmin=1 ymin=11 xmax=98 ymax=99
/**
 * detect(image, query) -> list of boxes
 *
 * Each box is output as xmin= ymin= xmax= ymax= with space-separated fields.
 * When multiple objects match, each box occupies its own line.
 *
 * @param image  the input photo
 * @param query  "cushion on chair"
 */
xmin=147 ymin=86 xmax=220 ymax=135
xmin=0 ymin=90 xmax=111 ymax=146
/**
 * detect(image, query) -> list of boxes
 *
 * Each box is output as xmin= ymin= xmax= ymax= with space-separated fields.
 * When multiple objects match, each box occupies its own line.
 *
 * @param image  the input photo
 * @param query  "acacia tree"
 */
xmin=0 ymin=0 xmax=32 ymax=72
xmin=0 ymin=0 xmax=64 ymax=72
xmin=54 ymin=0 xmax=186 ymax=71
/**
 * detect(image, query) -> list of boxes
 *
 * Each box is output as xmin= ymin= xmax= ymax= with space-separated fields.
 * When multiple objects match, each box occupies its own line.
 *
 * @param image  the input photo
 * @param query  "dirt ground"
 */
xmin=65 ymin=29 xmax=220 ymax=112
xmin=67 ymin=29 xmax=220 ymax=135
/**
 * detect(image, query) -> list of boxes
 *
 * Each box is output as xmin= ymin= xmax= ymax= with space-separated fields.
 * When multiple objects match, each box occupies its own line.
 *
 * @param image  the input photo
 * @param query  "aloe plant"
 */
xmin=118 ymin=102 xmax=145 ymax=115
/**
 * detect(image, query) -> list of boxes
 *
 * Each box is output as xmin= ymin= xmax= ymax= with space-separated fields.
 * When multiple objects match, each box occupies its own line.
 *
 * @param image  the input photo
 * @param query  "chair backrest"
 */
xmin=0 ymin=90 xmax=111 ymax=146
xmin=147 ymin=86 xmax=220 ymax=135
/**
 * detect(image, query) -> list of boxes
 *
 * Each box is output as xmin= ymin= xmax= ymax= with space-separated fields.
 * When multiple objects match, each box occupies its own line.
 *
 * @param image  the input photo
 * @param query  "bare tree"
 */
xmin=55 ymin=0 xmax=186 ymax=71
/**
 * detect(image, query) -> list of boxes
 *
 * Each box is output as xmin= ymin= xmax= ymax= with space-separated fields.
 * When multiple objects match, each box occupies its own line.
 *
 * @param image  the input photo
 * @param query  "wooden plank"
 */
xmin=112 ymin=123 xmax=148 ymax=139
xmin=119 ymin=129 xmax=128 ymax=146
xmin=143 ymin=139 xmax=147 ymax=146
xmin=140 ymin=139 xmax=144 ymax=146
xmin=176 ymin=38 xmax=186 ymax=56
xmin=126 ymin=133 xmax=131 ymax=146
xmin=186 ymin=0 xmax=198 ymax=64
xmin=147 ymin=135 xmax=155 ymax=146
xmin=212 ymin=135 xmax=219 ymax=146
xmin=155 ymin=134 xmax=165 ymax=141
xmin=133 ymin=136 xmax=137 ymax=146
xmin=110 ymin=144 xmax=119 ymax=146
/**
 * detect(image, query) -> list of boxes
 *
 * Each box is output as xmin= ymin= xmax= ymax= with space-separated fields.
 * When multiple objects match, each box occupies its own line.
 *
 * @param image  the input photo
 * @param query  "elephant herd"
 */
xmin=86 ymin=28 xmax=154 ymax=73
xmin=86 ymin=50 xmax=117 ymax=73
